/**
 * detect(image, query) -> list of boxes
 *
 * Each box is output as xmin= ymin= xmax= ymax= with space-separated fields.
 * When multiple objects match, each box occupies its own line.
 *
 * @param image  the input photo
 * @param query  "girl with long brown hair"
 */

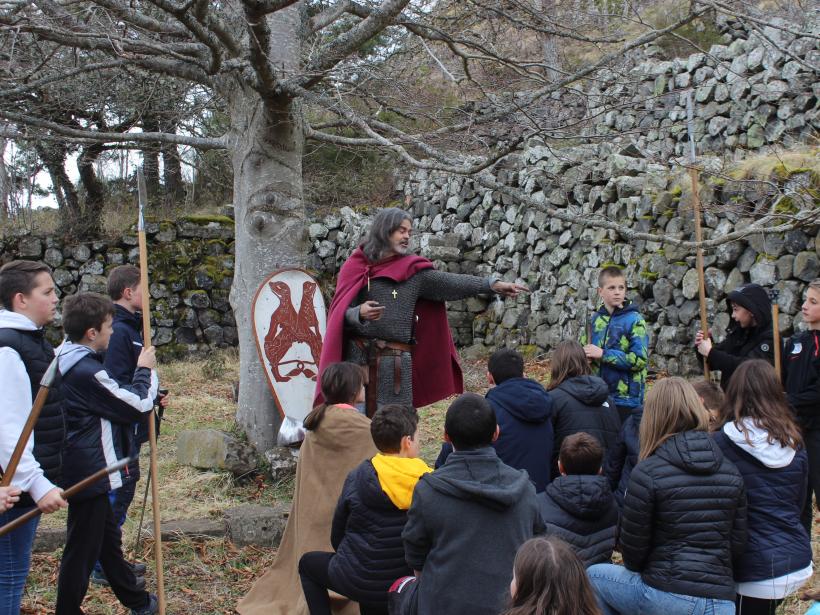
xmin=548 ymin=341 xmax=620 ymax=478
xmin=238 ymin=362 xmax=377 ymax=615
xmin=588 ymin=377 xmax=746 ymax=615
xmin=501 ymin=536 xmax=601 ymax=615
xmin=713 ymin=360 xmax=812 ymax=615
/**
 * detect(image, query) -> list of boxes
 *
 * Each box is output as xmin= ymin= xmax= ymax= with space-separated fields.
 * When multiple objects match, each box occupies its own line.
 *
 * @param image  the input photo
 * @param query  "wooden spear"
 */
xmin=0 ymin=352 xmax=61 ymax=487
xmin=770 ymin=288 xmax=782 ymax=381
xmin=686 ymin=91 xmax=711 ymax=381
xmin=137 ymin=169 xmax=166 ymax=614
xmin=0 ymin=458 xmax=130 ymax=537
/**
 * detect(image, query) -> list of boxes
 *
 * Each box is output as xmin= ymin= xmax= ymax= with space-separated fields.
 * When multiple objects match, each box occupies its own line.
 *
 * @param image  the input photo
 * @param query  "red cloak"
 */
xmin=315 ymin=247 xmax=463 ymax=408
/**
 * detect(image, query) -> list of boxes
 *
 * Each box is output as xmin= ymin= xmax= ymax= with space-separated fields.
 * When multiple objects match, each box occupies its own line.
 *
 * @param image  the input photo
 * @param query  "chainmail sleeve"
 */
xmin=416 ymin=269 xmax=495 ymax=302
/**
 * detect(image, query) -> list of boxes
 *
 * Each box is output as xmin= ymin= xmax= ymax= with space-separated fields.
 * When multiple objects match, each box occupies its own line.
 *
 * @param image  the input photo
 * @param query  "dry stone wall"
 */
xmin=0 ymin=215 xmax=237 ymax=356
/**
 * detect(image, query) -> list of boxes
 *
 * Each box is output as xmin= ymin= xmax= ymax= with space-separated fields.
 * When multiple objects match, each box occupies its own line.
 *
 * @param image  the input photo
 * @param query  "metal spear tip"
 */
xmin=137 ymin=168 xmax=148 ymax=232
xmin=39 ymin=354 xmax=60 ymax=388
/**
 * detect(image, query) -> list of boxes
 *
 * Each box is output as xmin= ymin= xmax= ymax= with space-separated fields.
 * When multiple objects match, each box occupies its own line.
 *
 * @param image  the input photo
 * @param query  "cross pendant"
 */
xmin=392 ymin=290 xmax=398 ymax=299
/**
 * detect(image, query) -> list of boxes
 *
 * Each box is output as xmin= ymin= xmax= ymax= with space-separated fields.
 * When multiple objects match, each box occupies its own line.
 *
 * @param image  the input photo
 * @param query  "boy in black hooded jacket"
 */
xmin=695 ymin=283 xmax=774 ymax=390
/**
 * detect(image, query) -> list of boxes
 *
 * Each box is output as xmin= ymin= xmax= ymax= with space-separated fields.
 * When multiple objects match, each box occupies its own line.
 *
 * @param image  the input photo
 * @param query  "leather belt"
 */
xmin=352 ymin=338 xmax=413 ymax=417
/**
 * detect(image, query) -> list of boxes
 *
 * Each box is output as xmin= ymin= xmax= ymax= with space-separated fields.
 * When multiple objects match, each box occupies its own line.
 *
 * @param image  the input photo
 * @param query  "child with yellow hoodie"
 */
xmin=298 ymin=405 xmax=431 ymax=615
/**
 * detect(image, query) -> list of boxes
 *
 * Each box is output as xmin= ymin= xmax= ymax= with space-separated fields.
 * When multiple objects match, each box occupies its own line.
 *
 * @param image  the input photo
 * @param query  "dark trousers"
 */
xmin=56 ymin=493 xmax=149 ymax=615
xmin=298 ymin=551 xmax=387 ymax=615
xmin=735 ymin=595 xmax=782 ymax=615
xmin=802 ymin=428 xmax=820 ymax=532
xmin=615 ymin=405 xmax=633 ymax=425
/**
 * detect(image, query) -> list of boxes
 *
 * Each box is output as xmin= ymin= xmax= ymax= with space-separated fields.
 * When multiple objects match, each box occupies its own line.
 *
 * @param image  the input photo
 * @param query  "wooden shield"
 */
xmin=252 ymin=268 xmax=326 ymax=443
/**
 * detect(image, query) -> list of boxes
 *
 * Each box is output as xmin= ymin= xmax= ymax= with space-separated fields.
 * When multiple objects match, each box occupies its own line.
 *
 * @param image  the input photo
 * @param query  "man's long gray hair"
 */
xmin=362 ymin=207 xmax=412 ymax=262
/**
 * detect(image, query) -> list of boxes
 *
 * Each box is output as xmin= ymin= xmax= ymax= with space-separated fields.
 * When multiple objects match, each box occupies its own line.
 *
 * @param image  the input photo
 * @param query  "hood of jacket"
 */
xmin=487 ymin=377 xmax=552 ymax=424
xmin=596 ymin=299 xmax=642 ymax=319
xmin=546 ymin=474 xmax=614 ymax=520
xmin=726 ymin=284 xmax=772 ymax=334
xmin=425 ymin=447 xmax=533 ymax=511
xmin=722 ymin=419 xmax=796 ymax=468
xmin=370 ymin=454 xmax=432 ymax=510
xmin=654 ymin=430 xmax=724 ymax=475
xmin=56 ymin=341 xmax=96 ymax=375
xmin=555 ymin=375 xmax=610 ymax=406
xmin=0 ymin=309 xmax=39 ymax=331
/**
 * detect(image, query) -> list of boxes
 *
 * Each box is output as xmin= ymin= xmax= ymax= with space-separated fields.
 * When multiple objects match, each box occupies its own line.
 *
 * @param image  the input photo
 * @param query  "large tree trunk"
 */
xmin=161 ymin=139 xmax=185 ymax=206
xmin=141 ymin=114 xmax=161 ymax=207
xmin=75 ymin=143 xmax=105 ymax=237
xmin=229 ymin=5 xmax=306 ymax=452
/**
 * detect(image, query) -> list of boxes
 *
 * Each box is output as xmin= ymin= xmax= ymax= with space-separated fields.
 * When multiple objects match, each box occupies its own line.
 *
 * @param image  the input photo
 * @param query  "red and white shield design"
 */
xmin=252 ymin=268 xmax=327 ymax=443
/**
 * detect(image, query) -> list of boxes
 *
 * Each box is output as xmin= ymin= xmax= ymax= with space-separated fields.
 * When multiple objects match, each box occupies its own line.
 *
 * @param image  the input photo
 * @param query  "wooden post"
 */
xmin=137 ymin=169 xmax=166 ymax=614
xmin=686 ymin=91 xmax=711 ymax=380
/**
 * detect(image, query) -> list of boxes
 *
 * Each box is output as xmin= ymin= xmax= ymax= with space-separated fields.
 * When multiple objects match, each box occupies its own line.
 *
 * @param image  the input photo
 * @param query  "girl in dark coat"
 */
xmin=713 ymin=360 xmax=812 ymax=615
xmin=588 ymin=377 xmax=747 ymax=615
xmin=548 ymin=341 xmax=620 ymax=479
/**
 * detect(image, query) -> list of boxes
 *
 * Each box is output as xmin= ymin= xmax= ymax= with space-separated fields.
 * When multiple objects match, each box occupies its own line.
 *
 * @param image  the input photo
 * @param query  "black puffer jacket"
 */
xmin=551 ymin=376 xmax=620 ymax=478
xmin=0 ymin=327 xmax=64 ymax=508
xmin=536 ymin=474 xmax=617 ymax=566
xmin=620 ymin=430 xmax=747 ymax=601
xmin=705 ymin=283 xmax=774 ymax=389
xmin=328 ymin=460 xmax=411 ymax=606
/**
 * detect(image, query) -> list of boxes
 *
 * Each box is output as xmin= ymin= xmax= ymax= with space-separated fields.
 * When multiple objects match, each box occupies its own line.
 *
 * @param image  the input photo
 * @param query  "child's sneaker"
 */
xmin=131 ymin=593 xmax=158 ymax=615
xmin=90 ymin=569 xmax=109 ymax=586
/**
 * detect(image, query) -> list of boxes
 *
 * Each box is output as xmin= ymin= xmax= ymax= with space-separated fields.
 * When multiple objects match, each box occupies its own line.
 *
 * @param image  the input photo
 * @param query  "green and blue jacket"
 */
xmin=580 ymin=301 xmax=649 ymax=408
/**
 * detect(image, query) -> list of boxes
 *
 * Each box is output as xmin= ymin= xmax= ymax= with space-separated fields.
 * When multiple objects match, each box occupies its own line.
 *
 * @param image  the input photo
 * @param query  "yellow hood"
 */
xmin=371 ymin=454 xmax=432 ymax=510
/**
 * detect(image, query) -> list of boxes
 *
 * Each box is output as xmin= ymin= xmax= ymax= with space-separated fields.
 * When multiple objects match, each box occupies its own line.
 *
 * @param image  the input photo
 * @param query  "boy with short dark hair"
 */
xmin=435 ymin=347 xmax=554 ymax=492
xmin=0 ymin=260 xmax=68 ymax=615
xmin=298 ymin=405 xmax=431 ymax=615
xmin=55 ymin=293 xmax=159 ymax=615
xmin=695 ymin=283 xmax=774 ymax=390
xmin=691 ymin=378 xmax=725 ymax=429
xmin=581 ymin=266 xmax=649 ymax=424
xmin=398 ymin=393 xmax=543 ymax=615
xmin=91 ymin=265 xmax=161 ymax=585
xmin=537 ymin=432 xmax=617 ymax=566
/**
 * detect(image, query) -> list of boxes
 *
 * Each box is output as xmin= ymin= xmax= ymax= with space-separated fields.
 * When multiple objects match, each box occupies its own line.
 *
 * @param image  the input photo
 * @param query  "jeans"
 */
xmin=588 ymin=564 xmax=736 ymax=615
xmin=0 ymin=505 xmax=40 ymax=615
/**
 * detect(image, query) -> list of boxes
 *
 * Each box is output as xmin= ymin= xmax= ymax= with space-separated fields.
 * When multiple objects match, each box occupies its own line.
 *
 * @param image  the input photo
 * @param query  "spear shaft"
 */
xmin=137 ymin=169 xmax=166 ymax=614
xmin=0 ymin=458 xmax=130 ymax=537
xmin=686 ymin=91 xmax=711 ymax=380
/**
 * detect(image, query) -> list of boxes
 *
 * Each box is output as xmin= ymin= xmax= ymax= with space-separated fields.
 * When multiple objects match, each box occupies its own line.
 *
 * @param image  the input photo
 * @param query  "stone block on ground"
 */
xmin=141 ymin=518 xmax=226 ymax=542
xmin=264 ymin=446 xmax=300 ymax=482
xmin=224 ymin=503 xmax=289 ymax=548
xmin=34 ymin=526 xmax=66 ymax=553
xmin=177 ymin=429 xmax=258 ymax=477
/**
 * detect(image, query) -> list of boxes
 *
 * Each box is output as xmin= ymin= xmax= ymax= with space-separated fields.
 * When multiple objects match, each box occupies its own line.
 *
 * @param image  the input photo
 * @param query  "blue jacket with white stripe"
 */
xmin=58 ymin=342 xmax=157 ymax=500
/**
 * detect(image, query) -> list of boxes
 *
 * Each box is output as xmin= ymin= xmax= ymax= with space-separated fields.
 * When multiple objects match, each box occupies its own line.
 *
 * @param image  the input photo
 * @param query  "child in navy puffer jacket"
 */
xmin=713 ymin=360 xmax=812 ymax=615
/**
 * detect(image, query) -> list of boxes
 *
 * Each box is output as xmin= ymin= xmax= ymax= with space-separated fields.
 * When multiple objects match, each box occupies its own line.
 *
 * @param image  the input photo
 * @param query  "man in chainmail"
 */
xmin=318 ymin=207 xmax=527 ymax=416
